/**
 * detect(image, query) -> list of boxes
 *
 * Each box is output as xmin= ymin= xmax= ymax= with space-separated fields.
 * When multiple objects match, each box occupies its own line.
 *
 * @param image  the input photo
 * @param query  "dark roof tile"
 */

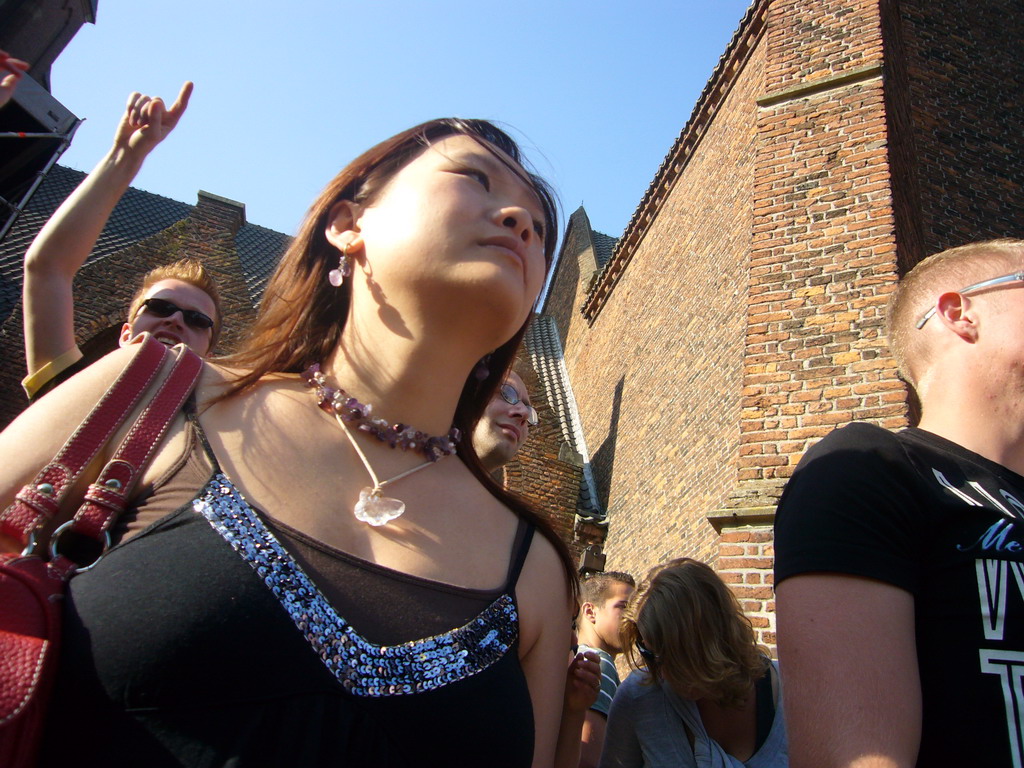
xmin=0 ymin=165 xmax=192 ymax=322
xmin=235 ymin=222 xmax=291 ymax=305
xmin=0 ymin=165 xmax=290 ymax=323
xmin=591 ymin=231 xmax=618 ymax=270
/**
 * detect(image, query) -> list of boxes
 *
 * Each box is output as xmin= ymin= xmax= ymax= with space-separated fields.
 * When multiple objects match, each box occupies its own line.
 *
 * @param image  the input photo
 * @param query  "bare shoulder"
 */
xmin=514 ymin=525 xmax=574 ymax=767
xmin=1 ymin=344 xmax=153 ymax=450
xmin=516 ymin=527 xmax=573 ymax=653
xmin=520 ymin=528 xmax=570 ymax=589
xmin=193 ymin=362 xmax=301 ymax=405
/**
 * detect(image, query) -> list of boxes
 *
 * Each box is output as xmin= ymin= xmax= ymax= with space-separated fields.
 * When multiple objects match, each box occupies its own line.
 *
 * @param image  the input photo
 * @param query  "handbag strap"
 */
xmin=0 ymin=336 xmax=168 ymax=548
xmin=66 ymin=344 xmax=203 ymax=543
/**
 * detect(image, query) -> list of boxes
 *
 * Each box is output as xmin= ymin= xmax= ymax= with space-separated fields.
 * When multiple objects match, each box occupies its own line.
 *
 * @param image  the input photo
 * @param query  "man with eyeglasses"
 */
xmin=21 ymin=82 xmax=222 ymax=402
xmin=473 ymin=371 xmax=540 ymax=474
xmin=468 ymin=370 xmax=626 ymax=765
xmin=774 ymin=239 xmax=1024 ymax=768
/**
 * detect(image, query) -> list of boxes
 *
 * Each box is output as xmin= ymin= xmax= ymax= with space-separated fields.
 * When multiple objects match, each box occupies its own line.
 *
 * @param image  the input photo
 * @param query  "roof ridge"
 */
xmin=582 ymin=0 xmax=767 ymax=320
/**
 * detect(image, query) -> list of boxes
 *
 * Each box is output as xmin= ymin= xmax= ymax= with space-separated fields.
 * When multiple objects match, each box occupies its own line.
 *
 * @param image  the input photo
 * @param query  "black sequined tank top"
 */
xmin=40 ymin=413 xmax=537 ymax=767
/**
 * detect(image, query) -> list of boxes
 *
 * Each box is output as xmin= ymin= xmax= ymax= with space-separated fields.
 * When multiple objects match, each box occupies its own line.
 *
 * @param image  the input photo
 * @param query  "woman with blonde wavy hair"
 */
xmin=600 ymin=558 xmax=788 ymax=768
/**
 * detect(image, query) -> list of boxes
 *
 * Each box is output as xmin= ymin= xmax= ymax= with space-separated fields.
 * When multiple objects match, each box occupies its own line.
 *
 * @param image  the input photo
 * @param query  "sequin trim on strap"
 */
xmin=193 ymin=472 xmax=518 ymax=697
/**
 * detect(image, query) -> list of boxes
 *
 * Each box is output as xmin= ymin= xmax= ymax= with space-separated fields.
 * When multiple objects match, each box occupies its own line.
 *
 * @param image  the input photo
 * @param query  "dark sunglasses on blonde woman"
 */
xmin=137 ymin=298 xmax=215 ymax=331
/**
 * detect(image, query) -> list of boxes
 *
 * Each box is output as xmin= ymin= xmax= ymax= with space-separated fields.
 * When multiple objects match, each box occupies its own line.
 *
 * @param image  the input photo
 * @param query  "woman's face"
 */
xmin=119 ymin=278 xmax=218 ymax=356
xmin=329 ymin=134 xmax=549 ymax=343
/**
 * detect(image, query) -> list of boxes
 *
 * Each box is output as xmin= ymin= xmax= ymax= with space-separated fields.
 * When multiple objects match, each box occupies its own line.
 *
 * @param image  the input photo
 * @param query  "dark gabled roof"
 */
xmin=0 ymin=165 xmax=192 ymax=323
xmin=525 ymin=314 xmax=604 ymax=522
xmin=236 ymin=222 xmax=291 ymax=305
xmin=0 ymin=164 xmax=290 ymax=324
xmin=591 ymin=231 xmax=617 ymax=271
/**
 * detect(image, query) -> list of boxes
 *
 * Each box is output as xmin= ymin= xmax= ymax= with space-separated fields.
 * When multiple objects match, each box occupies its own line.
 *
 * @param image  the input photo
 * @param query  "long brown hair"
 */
xmin=622 ymin=558 xmax=769 ymax=708
xmin=217 ymin=118 xmax=577 ymax=600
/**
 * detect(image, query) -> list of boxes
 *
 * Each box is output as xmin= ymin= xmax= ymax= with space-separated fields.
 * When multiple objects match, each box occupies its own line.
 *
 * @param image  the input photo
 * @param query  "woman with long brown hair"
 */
xmin=600 ymin=559 xmax=788 ymax=768
xmin=0 ymin=106 xmax=577 ymax=766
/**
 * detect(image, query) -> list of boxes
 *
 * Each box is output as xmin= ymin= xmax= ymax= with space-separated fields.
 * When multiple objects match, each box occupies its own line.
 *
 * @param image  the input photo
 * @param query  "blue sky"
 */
xmin=52 ymin=0 xmax=752 ymax=241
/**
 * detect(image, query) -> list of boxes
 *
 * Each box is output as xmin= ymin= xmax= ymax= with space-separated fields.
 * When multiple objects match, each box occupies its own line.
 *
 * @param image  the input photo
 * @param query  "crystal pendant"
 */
xmin=328 ymin=269 xmax=345 ymax=287
xmin=354 ymin=487 xmax=406 ymax=526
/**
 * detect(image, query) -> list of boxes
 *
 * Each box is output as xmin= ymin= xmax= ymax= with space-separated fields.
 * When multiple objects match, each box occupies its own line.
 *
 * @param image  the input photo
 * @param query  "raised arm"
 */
xmin=775 ymin=573 xmax=921 ymax=768
xmin=22 ymin=82 xmax=193 ymax=380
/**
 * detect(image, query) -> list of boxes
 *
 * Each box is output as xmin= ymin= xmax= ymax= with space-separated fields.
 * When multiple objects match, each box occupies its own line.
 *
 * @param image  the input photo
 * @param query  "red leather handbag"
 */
xmin=0 ymin=337 xmax=202 ymax=766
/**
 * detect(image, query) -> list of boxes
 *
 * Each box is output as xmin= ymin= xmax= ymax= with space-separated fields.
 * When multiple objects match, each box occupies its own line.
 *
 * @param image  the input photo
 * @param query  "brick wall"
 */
xmin=897 ymin=0 xmax=1024 ymax=253
xmin=524 ymin=0 xmax=1024 ymax=649
xmin=739 ymin=0 xmax=905 ymax=496
xmin=544 ymin=208 xmax=599 ymax=374
xmin=501 ymin=351 xmax=584 ymax=561
xmin=717 ymin=525 xmax=777 ymax=653
xmin=557 ymin=25 xmax=765 ymax=582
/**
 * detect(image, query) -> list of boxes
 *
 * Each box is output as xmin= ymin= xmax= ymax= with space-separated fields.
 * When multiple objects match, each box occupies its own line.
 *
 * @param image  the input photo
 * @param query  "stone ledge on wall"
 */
xmin=706 ymin=477 xmax=787 ymax=534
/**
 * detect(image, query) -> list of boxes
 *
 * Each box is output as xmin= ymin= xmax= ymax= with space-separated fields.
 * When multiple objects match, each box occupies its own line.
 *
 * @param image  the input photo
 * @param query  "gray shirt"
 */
xmin=599 ymin=662 xmax=788 ymax=768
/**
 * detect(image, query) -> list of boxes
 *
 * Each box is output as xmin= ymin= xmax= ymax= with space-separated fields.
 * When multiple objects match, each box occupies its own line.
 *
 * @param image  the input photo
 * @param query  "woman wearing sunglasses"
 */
xmin=1 ymin=85 xmax=577 ymax=767
xmin=20 ymin=81 xmax=222 ymax=404
xmin=601 ymin=559 xmax=788 ymax=768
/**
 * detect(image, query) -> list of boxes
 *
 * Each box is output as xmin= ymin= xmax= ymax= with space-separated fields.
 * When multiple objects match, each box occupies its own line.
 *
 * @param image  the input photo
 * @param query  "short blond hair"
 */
xmin=887 ymin=239 xmax=1024 ymax=387
xmin=621 ymin=558 xmax=769 ymax=708
xmin=128 ymin=258 xmax=222 ymax=348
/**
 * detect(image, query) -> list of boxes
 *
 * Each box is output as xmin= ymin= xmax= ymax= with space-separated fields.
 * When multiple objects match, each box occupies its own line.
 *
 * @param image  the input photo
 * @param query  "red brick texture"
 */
xmin=554 ymin=20 xmax=765 ymax=579
xmin=717 ymin=527 xmax=777 ymax=653
xmin=537 ymin=0 xmax=1023 ymax=648
xmin=895 ymin=0 xmax=1024 ymax=254
xmin=544 ymin=209 xmax=595 ymax=366
xmin=744 ymin=0 xmax=905 ymax=491
xmin=501 ymin=356 xmax=586 ymax=563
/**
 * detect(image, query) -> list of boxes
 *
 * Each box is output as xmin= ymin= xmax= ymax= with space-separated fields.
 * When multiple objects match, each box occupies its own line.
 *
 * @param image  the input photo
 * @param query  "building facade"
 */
xmin=536 ymin=0 xmax=1024 ymax=648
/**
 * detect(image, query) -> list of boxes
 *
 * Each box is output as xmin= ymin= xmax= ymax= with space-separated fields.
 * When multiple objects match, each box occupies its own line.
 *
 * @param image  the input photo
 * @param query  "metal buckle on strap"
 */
xmin=20 ymin=529 xmax=38 ymax=557
xmin=49 ymin=521 xmax=112 ymax=572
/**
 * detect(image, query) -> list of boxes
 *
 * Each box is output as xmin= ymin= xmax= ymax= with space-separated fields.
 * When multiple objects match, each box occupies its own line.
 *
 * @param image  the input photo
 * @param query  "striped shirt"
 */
xmin=578 ymin=644 xmax=620 ymax=717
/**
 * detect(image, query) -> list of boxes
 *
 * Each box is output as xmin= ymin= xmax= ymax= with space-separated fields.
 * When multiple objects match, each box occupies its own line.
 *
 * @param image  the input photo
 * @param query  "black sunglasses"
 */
xmin=499 ymin=383 xmax=539 ymax=426
xmin=636 ymin=638 xmax=657 ymax=664
xmin=138 ymin=298 xmax=215 ymax=331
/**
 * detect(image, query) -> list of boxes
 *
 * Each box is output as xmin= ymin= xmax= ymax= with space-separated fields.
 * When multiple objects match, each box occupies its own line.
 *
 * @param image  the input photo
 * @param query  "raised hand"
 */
xmin=112 ymin=81 xmax=193 ymax=159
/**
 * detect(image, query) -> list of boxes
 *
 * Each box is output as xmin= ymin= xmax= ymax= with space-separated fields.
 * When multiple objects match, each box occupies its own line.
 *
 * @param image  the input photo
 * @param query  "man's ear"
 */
xmin=118 ymin=322 xmax=134 ymax=347
xmin=581 ymin=601 xmax=598 ymax=624
xmin=935 ymin=291 xmax=979 ymax=342
xmin=325 ymin=199 xmax=364 ymax=254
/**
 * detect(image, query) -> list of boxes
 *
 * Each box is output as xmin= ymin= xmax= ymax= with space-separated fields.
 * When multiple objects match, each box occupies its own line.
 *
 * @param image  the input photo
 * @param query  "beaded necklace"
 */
xmin=302 ymin=363 xmax=461 ymax=526
xmin=302 ymin=363 xmax=460 ymax=461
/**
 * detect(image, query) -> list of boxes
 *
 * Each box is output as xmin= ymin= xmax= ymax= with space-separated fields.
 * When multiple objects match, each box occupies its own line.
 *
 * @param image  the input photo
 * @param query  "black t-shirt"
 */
xmin=775 ymin=423 xmax=1024 ymax=768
